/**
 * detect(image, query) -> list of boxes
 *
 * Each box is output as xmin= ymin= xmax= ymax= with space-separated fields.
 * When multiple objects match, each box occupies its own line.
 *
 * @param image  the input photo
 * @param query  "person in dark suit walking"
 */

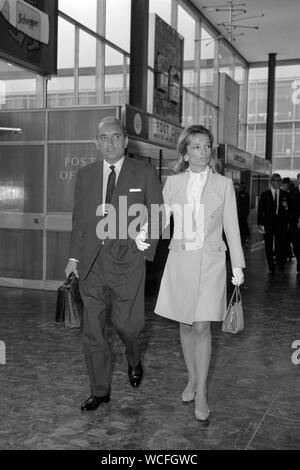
xmin=290 ymin=173 xmax=300 ymax=273
xmin=233 ymin=181 xmax=250 ymax=246
xmin=65 ymin=116 xmax=163 ymax=411
xmin=257 ymin=173 xmax=291 ymax=274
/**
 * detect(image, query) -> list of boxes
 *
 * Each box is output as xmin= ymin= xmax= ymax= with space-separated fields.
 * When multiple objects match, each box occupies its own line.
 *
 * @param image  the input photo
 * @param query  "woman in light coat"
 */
xmin=155 ymin=125 xmax=245 ymax=422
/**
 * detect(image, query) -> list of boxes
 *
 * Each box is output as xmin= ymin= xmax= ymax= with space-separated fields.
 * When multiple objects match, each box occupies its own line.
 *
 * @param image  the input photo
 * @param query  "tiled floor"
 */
xmin=0 ymin=248 xmax=300 ymax=450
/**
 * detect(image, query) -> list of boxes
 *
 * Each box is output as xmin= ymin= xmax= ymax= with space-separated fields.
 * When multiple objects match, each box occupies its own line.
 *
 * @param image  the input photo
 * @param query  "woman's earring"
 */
xmin=183 ymin=155 xmax=189 ymax=162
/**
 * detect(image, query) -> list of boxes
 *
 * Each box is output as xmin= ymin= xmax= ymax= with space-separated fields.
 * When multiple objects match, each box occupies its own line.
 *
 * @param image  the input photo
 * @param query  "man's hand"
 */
xmin=135 ymin=229 xmax=150 ymax=252
xmin=65 ymin=259 xmax=79 ymax=278
xmin=232 ymin=267 xmax=244 ymax=286
xmin=258 ymin=225 xmax=265 ymax=234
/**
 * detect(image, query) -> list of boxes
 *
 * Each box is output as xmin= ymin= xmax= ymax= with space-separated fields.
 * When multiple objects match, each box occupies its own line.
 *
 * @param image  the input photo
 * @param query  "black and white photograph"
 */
xmin=0 ymin=0 xmax=300 ymax=456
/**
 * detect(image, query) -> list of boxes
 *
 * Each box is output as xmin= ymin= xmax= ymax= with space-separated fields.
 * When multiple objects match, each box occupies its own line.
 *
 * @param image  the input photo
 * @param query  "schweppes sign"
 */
xmin=0 ymin=0 xmax=49 ymax=44
xmin=0 ymin=0 xmax=57 ymax=75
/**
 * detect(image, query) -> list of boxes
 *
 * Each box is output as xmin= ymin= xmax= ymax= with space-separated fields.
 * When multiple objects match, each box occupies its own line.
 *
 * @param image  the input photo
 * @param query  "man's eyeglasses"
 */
xmin=97 ymin=134 xmax=122 ymax=143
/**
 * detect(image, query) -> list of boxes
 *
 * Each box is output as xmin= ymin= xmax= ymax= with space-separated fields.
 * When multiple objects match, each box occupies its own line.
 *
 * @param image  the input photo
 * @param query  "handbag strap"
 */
xmin=234 ymin=285 xmax=242 ymax=303
xmin=228 ymin=285 xmax=238 ymax=307
xmin=228 ymin=285 xmax=242 ymax=307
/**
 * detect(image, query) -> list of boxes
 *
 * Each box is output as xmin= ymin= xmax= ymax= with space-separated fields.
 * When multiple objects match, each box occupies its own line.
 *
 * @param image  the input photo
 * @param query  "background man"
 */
xmin=65 ymin=116 xmax=163 ymax=411
xmin=257 ymin=173 xmax=291 ymax=274
xmin=290 ymin=173 xmax=300 ymax=273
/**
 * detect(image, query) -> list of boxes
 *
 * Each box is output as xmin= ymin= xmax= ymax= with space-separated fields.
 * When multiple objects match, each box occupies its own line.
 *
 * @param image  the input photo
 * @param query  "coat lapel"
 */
xmin=201 ymin=170 xmax=224 ymax=221
xmin=174 ymin=170 xmax=223 ymax=221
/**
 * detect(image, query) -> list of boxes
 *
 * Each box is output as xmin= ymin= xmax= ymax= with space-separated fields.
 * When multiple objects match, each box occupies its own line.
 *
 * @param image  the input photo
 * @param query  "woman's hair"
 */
xmin=173 ymin=124 xmax=216 ymax=174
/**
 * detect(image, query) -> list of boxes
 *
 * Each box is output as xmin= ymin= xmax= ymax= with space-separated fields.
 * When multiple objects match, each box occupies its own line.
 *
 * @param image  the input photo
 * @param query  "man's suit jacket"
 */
xmin=290 ymin=185 xmax=300 ymax=235
xmin=257 ymin=189 xmax=290 ymax=233
xmin=69 ymin=157 xmax=163 ymax=280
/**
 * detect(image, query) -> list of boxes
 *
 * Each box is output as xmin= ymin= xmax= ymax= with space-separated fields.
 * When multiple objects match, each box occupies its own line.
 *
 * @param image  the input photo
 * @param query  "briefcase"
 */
xmin=55 ymin=273 xmax=83 ymax=328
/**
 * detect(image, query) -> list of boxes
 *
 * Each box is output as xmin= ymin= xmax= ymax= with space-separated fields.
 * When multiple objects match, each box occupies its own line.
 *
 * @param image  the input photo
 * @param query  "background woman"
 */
xmin=155 ymin=125 xmax=245 ymax=422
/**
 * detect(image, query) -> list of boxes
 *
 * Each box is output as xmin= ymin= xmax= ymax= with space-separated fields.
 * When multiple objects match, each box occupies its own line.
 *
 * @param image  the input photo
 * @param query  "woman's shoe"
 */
xmin=181 ymin=390 xmax=196 ymax=403
xmin=181 ymin=381 xmax=196 ymax=403
xmin=195 ymin=407 xmax=210 ymax=421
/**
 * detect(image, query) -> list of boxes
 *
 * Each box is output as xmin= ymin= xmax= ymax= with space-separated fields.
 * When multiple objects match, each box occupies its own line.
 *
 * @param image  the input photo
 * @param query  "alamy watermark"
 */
xmin=291 ymin=340 xmax=300 ymax=365
xmin=0 ymin=340 xmax=6 ymax=365
xmin=95 ymin=198 xmax=205 ymax=245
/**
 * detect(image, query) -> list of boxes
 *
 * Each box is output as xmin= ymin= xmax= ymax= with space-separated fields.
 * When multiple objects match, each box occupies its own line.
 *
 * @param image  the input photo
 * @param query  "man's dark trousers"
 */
xmin=79 ymin=242 xmax=146 ymax=397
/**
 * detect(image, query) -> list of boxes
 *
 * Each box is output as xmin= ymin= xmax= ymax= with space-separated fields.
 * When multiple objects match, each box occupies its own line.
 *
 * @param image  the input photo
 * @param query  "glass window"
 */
xmin=149 ymin=0 xmax=171 ymax=25
xmin=294 ymin=80 xmax=300 ymax=120
xmin=178 ymin=5 xmax=196 ymax=89
xmin=274 ymin=132 xmax=284 ymax=155
xmin=59 ymin=0 xmax=97 ymax=31
xmin=235 ymin=64 xmax=247 ymax=123
xmin=219 ymin=41 xmax=234 ymax=78
xmin=47 ymin=17 xmax=75 ymax=107
xmin=274 ymin=129 xmax=293 ymax=157
xmin=57 ymin=17 xmax=75 ymax=70
xmin=246 ymin=128 xmax=255 ymax=155
xmin=182 ymin=90 xmax=197 ymax=127
xmin=294 ymin=133 xmax=300 ymax=154
xmin=238 ymin=122 xmax=246 ymax=150
xmin=248 ymin=83 xmax=256 ymax=123
xmin=104 ymin=46 xmax=126 ymax=105
xmin=200 ymin=27 xmax=215 ymax=61
xmin=199 ymin=26 xmax=217 ymax=104
xmin=79 ymin=31 xmax=97 ymax=105
xmin=0 ymin=61 xmax=41 ymax=110
xmin=257 ymin=82 xmax=267 ymax=121
xmin=247 ymin=68 xmax=268 ymax=156
xmin=106 ymin=0 xmax=131 ymax=52
xmin=255 ymin=131 xmax=266 ymax=157
xmin=275 ymin=81 xmax=294 ymax=121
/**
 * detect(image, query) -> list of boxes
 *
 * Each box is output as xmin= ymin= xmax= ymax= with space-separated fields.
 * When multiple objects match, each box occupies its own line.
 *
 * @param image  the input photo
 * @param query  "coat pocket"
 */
xmin=204 ymin=241 xmax=227 ymax=254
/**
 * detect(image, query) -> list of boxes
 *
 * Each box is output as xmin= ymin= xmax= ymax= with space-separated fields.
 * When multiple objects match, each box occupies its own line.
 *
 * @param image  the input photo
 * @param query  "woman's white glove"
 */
xmin=231 ymin=267 xmax=244 ymax=286
xmin=135 ymin=223 xmax=150 ymax=251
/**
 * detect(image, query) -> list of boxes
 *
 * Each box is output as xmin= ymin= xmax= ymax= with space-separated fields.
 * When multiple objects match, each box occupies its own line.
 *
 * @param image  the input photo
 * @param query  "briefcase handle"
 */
xmin=64 ymin=272 xmax=77 ymax=287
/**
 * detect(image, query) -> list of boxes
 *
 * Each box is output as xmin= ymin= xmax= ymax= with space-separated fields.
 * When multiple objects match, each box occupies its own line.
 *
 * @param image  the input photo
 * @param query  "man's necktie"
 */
xmin=274 ymin=190 xmax=278 ymax=215
xmin=105 ymin=165 xmax=116 ymax=206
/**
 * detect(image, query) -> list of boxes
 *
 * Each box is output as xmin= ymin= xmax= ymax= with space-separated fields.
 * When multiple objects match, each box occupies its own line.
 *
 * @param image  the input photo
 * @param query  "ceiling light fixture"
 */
xmin=199 ymin=1 xmax=264 ymax=45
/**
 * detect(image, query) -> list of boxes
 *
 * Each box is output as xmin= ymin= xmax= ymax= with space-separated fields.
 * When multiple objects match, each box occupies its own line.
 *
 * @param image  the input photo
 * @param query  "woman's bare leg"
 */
xmin=193 ymin=321 xmax=211 ymax=413
xmin=180 ymin=323 xmax=196 ymax=400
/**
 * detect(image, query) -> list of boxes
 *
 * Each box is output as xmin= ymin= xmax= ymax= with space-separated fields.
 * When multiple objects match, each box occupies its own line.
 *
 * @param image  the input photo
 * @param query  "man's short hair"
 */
xmin=282 ymin=177 xmax=291 ymax=184
xmin=270 ymin=173 xmax=281 ymax=181
xmin=98 ymin=116 xmax=127 ymax=138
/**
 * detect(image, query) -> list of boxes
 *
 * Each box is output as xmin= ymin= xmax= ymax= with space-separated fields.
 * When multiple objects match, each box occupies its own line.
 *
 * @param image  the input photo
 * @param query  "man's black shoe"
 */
xmin=128 ymin=361 xmax=143 ymax=388
xmin=81 ymin=394 xmax=110 ymax=411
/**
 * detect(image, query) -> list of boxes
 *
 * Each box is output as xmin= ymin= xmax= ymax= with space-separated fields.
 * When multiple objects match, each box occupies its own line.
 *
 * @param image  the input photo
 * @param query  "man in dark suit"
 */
xmin=257 ymin=173 xmax=291 ymax=274
xmin=290 ymin=173 xmax=300 ymax=273
xmin=233 ymin=181 xmax=250 ymax=246
xmin=65 ymin=116 xmax=163 ymax=411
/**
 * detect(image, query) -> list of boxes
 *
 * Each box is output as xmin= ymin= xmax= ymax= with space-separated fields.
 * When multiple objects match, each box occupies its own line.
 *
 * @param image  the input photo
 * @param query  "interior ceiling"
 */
xmin=190 ymin=0 xmax=300 ymax=64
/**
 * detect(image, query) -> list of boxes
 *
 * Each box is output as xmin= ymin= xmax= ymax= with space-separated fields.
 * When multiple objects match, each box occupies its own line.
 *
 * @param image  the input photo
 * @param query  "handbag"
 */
xmin=55 ymin=273 xmax=83 ymax=328
xmin=222 ymin=285 xmax=244 ymax=334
